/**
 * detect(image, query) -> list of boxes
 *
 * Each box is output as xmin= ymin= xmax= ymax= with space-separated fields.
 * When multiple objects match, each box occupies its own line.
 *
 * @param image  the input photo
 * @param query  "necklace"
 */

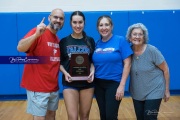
xmin=133 ymin=55 xmax=139 ymax=76
xmin=133 ymin=44 xmax=146 ymax=60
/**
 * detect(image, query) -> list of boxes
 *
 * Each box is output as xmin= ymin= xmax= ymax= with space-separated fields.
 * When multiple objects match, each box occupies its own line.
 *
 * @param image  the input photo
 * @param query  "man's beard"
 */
xmin=50 ymin=22 xmax=62 ymax=31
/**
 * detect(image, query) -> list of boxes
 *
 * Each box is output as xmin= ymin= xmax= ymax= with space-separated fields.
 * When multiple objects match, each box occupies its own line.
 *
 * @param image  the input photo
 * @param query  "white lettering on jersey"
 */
xmin=53 ymin=49 xmax=57 ymax=55
xmin=47 ymin=42 xmax=59 ymax=48
xmin=95 ymin=47 xmax=115 ymax=53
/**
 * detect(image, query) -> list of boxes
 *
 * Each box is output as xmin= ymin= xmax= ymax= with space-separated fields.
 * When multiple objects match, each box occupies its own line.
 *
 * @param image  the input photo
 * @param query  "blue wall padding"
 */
xmin=0 ymin=13 xmax=20 ymax=94
xmin=0 ymin=10 xmax=179 ymax=95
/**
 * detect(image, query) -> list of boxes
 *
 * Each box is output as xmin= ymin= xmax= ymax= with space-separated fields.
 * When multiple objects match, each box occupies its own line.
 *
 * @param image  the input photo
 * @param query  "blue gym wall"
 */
xmin=0 ymin=10 xmax=180 ymax=97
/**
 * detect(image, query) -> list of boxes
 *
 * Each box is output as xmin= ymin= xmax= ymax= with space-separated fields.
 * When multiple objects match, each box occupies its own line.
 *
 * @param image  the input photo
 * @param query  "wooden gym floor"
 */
xmin=0 ymin=96 xmax=180 ymax=120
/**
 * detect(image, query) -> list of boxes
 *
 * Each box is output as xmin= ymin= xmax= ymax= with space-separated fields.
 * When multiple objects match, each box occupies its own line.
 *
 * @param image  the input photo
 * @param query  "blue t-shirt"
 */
xmin=92 ymin=35 xmax=133 ymax=82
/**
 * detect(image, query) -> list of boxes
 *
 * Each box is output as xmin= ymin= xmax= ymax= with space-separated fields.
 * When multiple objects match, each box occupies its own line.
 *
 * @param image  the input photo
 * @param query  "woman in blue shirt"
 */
xmin=92 ymin=15 xmax=133 ymax=120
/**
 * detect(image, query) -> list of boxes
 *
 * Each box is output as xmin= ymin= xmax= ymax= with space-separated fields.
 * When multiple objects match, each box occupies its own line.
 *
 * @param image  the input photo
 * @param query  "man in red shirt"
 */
xmin=17 ymin=8 xmax=64 ymax=120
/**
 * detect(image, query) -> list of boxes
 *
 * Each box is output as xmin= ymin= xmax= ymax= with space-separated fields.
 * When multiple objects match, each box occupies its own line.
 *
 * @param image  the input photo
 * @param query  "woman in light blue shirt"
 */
xmin=126 ymin=23 xmax=170 ymax=120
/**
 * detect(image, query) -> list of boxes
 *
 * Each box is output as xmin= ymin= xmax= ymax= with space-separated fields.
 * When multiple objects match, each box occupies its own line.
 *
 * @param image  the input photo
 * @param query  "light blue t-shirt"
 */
xmin=130 ymin=44 xmax=165 ymax=100
xmin=92 ymin=35 xmax=133 ymax=82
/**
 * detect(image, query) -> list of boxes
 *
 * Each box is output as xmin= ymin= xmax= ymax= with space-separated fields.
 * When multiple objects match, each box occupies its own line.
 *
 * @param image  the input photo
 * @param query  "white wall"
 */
xmin=0 ymin=0 xmax=180 ymax=12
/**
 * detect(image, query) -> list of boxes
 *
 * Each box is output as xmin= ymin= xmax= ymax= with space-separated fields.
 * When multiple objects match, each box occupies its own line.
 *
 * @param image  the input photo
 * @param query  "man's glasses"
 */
xmin=51 ymin=15 xmax=64 ymax=21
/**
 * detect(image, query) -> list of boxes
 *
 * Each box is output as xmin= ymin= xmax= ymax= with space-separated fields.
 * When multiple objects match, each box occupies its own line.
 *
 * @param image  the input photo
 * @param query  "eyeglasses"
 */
xmin=51 ymin=15 xmax=64 ymax=21
xmin=131 ymin=33 xmax=144 ymax=37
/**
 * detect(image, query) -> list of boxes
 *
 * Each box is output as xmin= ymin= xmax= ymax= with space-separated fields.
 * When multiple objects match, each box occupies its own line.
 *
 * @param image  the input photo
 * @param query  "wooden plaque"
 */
xmin=69 ymin=53 xmax=90 ymax=81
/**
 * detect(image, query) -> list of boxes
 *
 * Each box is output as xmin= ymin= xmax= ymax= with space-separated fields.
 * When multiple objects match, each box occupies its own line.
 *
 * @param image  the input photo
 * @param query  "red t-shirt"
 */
xmin=20 ymin=28 xmax=60 ymax=92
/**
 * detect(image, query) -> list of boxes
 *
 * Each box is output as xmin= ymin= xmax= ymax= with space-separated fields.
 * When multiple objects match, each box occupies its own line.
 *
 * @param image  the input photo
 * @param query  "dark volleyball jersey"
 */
xmin=60 ymin=34 xmax=95 ymax=88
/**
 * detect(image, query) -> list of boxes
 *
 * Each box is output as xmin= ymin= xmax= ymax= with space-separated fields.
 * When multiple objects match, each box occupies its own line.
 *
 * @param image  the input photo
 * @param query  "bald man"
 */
xmin=17 ymin=8 xmax=64 ymax=120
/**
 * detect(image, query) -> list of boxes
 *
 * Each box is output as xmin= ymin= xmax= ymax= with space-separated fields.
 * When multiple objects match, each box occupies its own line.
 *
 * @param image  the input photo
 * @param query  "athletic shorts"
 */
xmin=26 ymin=90 xmax=59 ymax=116
xmin=63 ymin=85 xmax=94 ymax=91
